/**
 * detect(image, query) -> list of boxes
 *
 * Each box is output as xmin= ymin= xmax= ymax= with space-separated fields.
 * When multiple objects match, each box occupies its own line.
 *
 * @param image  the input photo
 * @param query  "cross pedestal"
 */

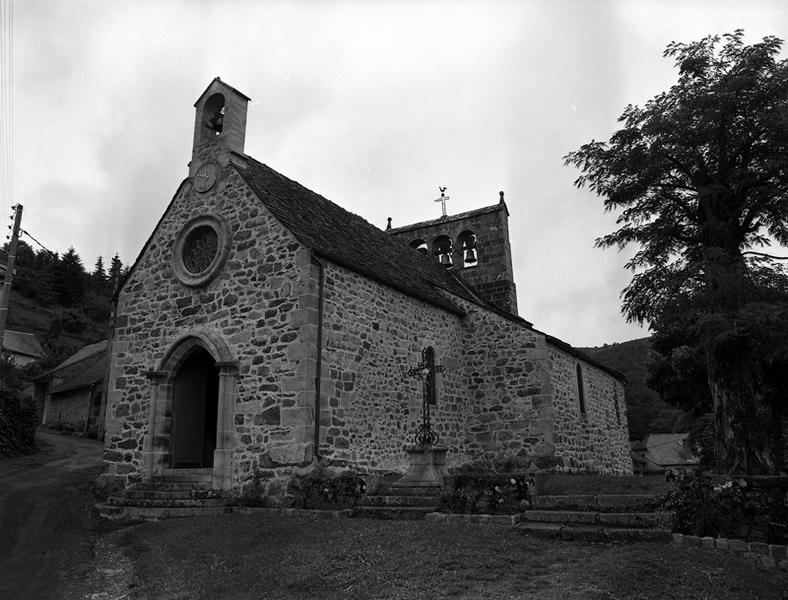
xmin=390 ymin=444 xmax=449 ymax=491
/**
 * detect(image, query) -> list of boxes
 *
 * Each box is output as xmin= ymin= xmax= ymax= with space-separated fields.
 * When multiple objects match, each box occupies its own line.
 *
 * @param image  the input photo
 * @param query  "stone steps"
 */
xmin=107 ymin=496 xmax=226 ymax=508
xmin=104 ymin=469 xmax=222 ymax=512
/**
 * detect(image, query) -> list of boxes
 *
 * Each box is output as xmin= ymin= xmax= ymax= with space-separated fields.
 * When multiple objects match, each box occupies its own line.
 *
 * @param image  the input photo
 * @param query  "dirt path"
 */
xmin=0 ymin=431 xmax=111 ymax=600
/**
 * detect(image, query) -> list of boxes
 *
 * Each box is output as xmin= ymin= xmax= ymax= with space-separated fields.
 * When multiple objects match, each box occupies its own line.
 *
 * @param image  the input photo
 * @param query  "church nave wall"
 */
xmin=549 ymin=346 xmax=632 ymax=475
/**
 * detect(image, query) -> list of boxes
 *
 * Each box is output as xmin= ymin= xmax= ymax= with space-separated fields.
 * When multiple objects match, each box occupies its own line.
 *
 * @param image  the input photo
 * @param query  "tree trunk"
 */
xmin=707 ymin=355 xmax=777 ymax=474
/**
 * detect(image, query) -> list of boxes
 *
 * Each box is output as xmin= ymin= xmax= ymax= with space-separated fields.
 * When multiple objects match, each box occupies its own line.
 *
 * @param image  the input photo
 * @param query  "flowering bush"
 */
xmin=662 ymin=469 xmax=788 ymax=543
xmin=441 ymin=473 xmax=533 ymax=514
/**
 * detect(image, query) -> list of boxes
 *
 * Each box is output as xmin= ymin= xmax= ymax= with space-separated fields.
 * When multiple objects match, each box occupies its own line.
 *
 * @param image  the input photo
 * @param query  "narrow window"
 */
xmin=576 ymin=364 xmax=586 ymax=416
xmin=613 ymin=385 xmax=621 ymax=426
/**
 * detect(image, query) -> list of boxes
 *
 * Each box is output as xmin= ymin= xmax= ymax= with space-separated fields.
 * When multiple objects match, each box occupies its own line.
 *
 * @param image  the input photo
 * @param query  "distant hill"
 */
xmin=2 ymin=241 xmax=122 ymax=374
xmin=8 ymin=290 xmax=106 ymax=352
xmin=579 ymin=337 xmax=690 ymax=440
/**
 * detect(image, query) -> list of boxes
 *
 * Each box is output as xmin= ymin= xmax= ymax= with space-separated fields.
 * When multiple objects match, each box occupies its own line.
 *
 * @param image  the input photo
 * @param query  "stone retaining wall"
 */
xmin=672 ymin=534 xmax=788 ymax=571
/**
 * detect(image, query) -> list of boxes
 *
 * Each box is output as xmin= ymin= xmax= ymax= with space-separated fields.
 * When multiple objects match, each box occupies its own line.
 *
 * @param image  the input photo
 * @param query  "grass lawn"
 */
xmin=110 ymin=513 xmax=787 ymax=600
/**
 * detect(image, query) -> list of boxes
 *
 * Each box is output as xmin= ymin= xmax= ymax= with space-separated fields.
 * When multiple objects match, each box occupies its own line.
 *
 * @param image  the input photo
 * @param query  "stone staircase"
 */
xmin=97 ymin=469 xmax=228 ymax=519
xmin=352 ymin=482 xmax=443 ymax=520
xmin=518 ymin=494 xmax=673 ymax=542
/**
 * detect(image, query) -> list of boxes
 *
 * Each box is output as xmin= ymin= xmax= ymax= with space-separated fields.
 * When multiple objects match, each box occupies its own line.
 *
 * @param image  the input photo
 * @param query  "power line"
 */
xmin=20 ymin=228 xmax=54 ymax=255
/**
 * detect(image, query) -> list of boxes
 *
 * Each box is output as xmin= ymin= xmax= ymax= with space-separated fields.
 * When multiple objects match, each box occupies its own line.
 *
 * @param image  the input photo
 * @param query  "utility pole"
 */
xmin=0 ymin=203 xmax=22 ymax=354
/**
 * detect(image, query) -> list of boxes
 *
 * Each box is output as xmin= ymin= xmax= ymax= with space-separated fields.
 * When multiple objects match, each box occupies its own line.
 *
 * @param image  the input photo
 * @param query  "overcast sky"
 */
xmin=7 ymin=0 xmax=787 ymax=347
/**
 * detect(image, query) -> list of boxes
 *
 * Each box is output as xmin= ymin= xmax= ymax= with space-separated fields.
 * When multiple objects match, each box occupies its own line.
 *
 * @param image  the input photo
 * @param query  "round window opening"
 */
xmin=183 ymin=225 xmax=219 ymax=274
xmin=172 ymin=215 xmax=230 ymax=288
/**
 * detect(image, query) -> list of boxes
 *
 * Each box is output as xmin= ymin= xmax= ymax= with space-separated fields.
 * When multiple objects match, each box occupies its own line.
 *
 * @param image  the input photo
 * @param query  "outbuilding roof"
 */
xmin=38 ymin=340 xmax=108 ymax=394
xmin=2 ymin=330 xmax=45 ymax=359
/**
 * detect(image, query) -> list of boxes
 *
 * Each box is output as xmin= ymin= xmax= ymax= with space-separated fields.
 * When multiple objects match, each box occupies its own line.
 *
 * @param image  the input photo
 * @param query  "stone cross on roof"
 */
xmin=434 ymin=187 xmax=450 ymax=217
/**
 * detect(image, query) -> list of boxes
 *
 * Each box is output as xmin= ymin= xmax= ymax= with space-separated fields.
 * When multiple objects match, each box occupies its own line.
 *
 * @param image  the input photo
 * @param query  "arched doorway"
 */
xmin=171 ymin=348 xmax=219 ymax=468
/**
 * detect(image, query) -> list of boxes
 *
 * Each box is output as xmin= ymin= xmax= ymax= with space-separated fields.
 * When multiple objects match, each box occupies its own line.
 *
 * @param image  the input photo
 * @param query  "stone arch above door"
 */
xmin=143 ymin=330 xmax=239 ymax=490
xmin=157 ymin=330 xmax=236 ymax=375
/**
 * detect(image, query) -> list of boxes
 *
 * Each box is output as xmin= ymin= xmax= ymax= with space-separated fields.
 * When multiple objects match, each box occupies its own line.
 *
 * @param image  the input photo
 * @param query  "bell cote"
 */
xmin=190 ymin=77 xmax=251 ymax=176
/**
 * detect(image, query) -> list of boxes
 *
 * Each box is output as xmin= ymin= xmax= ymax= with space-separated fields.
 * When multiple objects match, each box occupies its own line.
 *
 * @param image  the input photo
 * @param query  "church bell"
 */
xmin=440 ymin=253 xmax=453 ymax=267
xmin=465 ymin=248 xmax=477 ymax=264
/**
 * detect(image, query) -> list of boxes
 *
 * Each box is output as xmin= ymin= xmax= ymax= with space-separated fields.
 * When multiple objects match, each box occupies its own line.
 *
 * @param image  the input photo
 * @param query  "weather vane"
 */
xmin=435 ymin=187 xmax=450 ymax=217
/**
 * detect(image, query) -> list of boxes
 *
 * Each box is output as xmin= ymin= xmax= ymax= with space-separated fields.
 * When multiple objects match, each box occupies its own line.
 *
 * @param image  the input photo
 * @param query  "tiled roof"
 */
xmin=2 ymin=330 xmax=45 ymax=359
xmin=41 ymin=340 xmax=108 ymax=394
xmin=50 ymin=340 xmax=108 ymax=372
xmin=237 ymin=159 xmax=492 ymax=315
xmin=51 ymin=358 xmax=106 ymax=394
xmin=641 ymin=433 xmax=700 ymax=467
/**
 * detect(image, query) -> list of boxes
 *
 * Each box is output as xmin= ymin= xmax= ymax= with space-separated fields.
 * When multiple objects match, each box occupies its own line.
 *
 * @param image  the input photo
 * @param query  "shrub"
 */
xmin=289 ymin=469 xmax=367 ymax=509
xmin=441 ymin=473 xmax=532 ymax=514
xmin=662 ymin=469 xmax=788 ymax=544
xmin=226 ymin=468 xmax=269 ymax=507
xmin=0 ymin=387 xmax=38 ymax=457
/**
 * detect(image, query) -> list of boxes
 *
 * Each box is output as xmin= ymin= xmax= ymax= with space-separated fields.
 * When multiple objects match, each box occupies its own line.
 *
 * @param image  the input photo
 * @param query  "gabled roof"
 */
xmin=50 ymin=340 xmax=108 ymax=372
xmin=2 ymin=330 xmax=45 ymax=359
xmin=194 ymin=77 xmax=251 ymax=106
xmin=237 ymin=158 xmax=498 ymax=315
xmin=39 ymin=340 xmax=108 ymax=394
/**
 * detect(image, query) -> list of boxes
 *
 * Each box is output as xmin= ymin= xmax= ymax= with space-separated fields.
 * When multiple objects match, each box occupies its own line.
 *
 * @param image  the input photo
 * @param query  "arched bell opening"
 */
xmin=433 ymin=235 xmax=453 ymax=268
xmin=410 ymin=238 xmax=429 ymax=254
xmin=458 ymin=230 xmax=478 ymax=268
xmin=200 ymin=93 xmax=226 ymax=141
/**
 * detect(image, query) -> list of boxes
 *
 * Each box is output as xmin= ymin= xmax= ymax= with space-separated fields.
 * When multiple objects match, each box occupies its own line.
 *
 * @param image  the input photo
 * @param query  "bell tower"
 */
xmin=189 ymin=78 xmax=251 ymax=177
xmin=387 ymin=192 xmax=518 ymax=315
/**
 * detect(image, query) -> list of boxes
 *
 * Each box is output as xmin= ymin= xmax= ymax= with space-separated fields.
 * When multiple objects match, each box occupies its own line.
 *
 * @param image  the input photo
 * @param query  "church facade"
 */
xmin=100 ymin=79 xmax=631 ymax=496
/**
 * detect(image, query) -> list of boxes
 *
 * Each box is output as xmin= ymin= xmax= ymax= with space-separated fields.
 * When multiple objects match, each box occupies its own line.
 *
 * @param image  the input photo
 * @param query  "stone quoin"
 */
xmin=99 ymin=78 xmax=632 ymax=500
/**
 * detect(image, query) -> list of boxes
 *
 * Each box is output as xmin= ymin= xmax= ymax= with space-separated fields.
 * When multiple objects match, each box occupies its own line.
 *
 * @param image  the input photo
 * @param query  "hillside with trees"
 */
xmin=2 ymin=240 xmax=125 ymax=374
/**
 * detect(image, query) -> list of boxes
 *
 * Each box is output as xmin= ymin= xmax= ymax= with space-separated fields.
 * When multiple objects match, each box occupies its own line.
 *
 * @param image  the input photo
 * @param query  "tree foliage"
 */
xmin=565 ymin=31 xmax=788 ymax=474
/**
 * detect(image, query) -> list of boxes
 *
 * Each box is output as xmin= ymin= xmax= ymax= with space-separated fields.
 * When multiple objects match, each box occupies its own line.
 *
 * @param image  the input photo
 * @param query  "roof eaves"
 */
xmin=543 ymin=334 xmax=627 ymax=382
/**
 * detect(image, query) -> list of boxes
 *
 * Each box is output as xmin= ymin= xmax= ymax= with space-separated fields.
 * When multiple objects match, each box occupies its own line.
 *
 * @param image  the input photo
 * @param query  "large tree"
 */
xmin=565 ymin=31 xmax=788 ymax=474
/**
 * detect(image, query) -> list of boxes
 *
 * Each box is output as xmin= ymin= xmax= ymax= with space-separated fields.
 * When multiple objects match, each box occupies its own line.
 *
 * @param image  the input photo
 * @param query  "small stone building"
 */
xmin=100 ymin=78 xmax=631 ymax=496
xmin=36 ymin=340 xmax=107 ymax=437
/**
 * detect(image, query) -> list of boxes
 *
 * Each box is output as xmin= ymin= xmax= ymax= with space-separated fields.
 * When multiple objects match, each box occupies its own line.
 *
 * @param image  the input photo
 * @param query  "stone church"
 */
xmin=100 ymin=78 xmax=632 ymax=496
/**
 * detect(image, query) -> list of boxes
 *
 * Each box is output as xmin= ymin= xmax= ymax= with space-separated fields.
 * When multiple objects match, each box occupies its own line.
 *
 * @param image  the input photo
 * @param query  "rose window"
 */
xmin=182 ymin=226 xmax=219 ymax=274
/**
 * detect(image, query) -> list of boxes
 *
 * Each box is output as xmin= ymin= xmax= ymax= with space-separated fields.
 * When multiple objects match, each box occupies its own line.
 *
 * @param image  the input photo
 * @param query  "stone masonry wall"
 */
xmin=317 ymin=263 xmax=466 ymax=473
xmin=316 ymin=266 xmax=559 ymax=474
xmin=455 ymin=300 xmax=556 ymax=469
xmin=44 ymin=390 xmax=90 ymax=432
xmin=102 ymin=167 xmax=317 ymax=490
xmin=549 ymin=344 xmax=632 ymax=474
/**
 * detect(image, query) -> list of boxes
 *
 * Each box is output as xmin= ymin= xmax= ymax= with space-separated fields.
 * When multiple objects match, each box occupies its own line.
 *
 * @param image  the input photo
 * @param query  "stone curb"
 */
xmin=423 ymin=512 xmax=523 ymax=526
xmin=672 ymin=534 xmax=788 ymax=571
xmin=229 ymin=506 xmax=354 ymax=519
